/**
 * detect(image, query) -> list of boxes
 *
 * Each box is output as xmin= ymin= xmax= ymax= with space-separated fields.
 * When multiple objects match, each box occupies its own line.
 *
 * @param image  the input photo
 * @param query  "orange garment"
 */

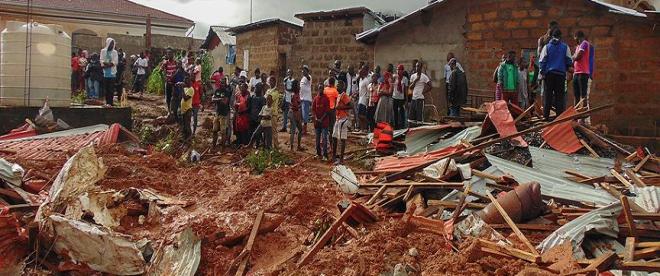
xmin=335 ymin=93 xmax=351 ymax=119
xmin=324 ymin=86 xmax=338 ymax=109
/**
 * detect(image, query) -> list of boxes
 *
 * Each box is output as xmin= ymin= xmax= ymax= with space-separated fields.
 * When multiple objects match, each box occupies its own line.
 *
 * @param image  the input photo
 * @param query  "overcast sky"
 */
xmin=131 ymin=0 xmax=429 ymax=38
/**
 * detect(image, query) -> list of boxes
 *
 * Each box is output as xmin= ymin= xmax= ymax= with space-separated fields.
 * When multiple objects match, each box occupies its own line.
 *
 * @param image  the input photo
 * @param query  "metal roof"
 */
xmin=402 ymin=123 xmax=462 ymax=156
xmin=225 ymin=18 xmax=302 ymax=35
xmin=210 ymin=26 xmax=236 ymax=45
xmin=356 ymin=0 xmax=647 ymax=42
xmin=529 ymin=146 xmax=615 ymax=179
xmin=486 ymin=154 xmax=617 ymax=206
xmin=295 ymin=6 xmax=386 ymax=25
xmin=426 ymin=126 xmax=482 ymax=153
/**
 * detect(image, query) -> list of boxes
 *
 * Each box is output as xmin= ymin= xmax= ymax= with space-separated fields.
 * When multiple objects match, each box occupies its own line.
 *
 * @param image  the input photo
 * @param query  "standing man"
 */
xmin=324 ymin=77 xmax=339 ymax=135
xmin=447 ymin=58 xmax=468 ymax=117
xmin=408 ymin=62 xmax=431 ymax=123
xmin=540 ymin=28 xmax=573 ymax=121
xmin=313 ymin=83 xmax=330 ymax=160
xmin=161 ymin=48 xmax=177 ymax=113
xmin=332 ymin=81 xmax=353 ymax=164
xmin=265 ymin=77 xmax=282 ymax=149
xmin=572 ymin=30 xmax=592 ymax=107
xmin=281 ymin=69 xmax=295 ymax=132
xmin=71 ymin=51 xmax=80 ymax=93
xmin=300 ymin=66 xmax=313 ymax=134
xmin=100 ymin=38 xmax=118 ymax=106
xmin=392 ymin=64 xmax=408 ymax=129
xmin=444 ymin=53 xmax=463 ymax=115
xmin=211 ymin=78 xmax=231 ymax=147
xmin=498 ymin=51 xmax=519 ymax=105
xmin=132 ymin=52 xmax=148 ymax=97
xmin=115 ymin=48 xmax=126 ymax=101
xmin=249 ymin=68 xmax=261 ymax=95
xmin=357 ymin=65 xmax=370 ymax=133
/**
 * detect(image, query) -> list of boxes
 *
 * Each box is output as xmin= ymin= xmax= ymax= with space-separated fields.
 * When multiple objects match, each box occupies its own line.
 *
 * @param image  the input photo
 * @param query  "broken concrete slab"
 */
xmin=47 ymin=214 xmax=148 ymax=275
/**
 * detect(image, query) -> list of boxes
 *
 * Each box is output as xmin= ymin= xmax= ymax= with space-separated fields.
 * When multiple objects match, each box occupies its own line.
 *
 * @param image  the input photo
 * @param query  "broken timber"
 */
xmin=486 ymin=193 xmax=539 ymax=256
xmin=235 ymin=210 xmax=264 ymax=276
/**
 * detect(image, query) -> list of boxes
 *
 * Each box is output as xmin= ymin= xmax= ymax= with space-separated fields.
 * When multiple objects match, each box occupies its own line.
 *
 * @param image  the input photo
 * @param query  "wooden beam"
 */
xmin=633 ymin=246 xmax=660 ymax=260
xmin=360 ymin=182 xmax=464 ymax=189
xmin=621 ymin=196 xmax=637 ymax=238
xmin=565 ymin=170 xmax=594 ymax=180
xmin=365 ymin=184 xmax=388 ymax=205
xmin=626 ymin=169 xmax=647 ymax=187
xmin=478 ymin=239 xmax=540 ymax=263
xmin=403 ymin=185 xmax=415 ymax=202
xmin=426 ymin=200 xmax=487 ymax=210
xmin=385 ymin=104 xmax=614 ymax=182
xmin=235 ymin=210 xmax=264 ymax=276
xmin=634 ymin=155 xmax=651 ymax=173
xmin=486 ymin=193 xmax=539 ymax=255
xmin=624 ymin=237 xmax=636 ymax=262
xmin=611 ymin=170 xmax=632 ymax=188
xmin=618 ymin=261 xmax=660 ymax=272
xmin=637 ymin=242 xmax=660 ymax=248
xmin=514 ymin=105 xmax=534 ymax=123
xmin=489 ymin=223 xmax=559 ymax=231
xmin=585 ymin=252 xmax=618 ymax=272
xmin=297 ymin=205 xmax=354 ymax=267
xmin=579 ymin=139 xmax=600 ymax=158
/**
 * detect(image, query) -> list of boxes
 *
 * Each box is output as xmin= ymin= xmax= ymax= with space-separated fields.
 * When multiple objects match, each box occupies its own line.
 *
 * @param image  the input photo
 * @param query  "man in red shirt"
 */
xmin=312 ymin=84 xmax=330 ymax=160
xmin=71 ymin=52 xmax=80 ymax=93
xmin=160 ymin=48 xmax=177 ymax=114
xmin=332 ymin=81 xmax=353 ymax=164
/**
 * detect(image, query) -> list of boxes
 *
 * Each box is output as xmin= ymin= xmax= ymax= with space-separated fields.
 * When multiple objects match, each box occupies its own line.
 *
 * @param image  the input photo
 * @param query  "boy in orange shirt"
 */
xmin=324 ymin=78 xmax=339 ymax=134
xmin=332 ymin=81 xmax=353 ymax=164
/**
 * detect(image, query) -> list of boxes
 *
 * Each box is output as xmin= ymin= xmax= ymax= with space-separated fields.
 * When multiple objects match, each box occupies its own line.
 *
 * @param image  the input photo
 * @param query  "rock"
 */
xmin=408 ymin=247 xmax=419 ymax=257
xmin=393 ymin=263 xmax=408 ymax=276
xmin=138 ymin=215 xmax=145 ymax=225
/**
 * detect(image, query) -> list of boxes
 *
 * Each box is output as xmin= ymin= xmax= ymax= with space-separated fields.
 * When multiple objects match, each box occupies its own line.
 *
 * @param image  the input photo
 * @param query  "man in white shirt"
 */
xmin=356 ymin=65 xmax=370 ymax=132
xmin=281 ymin=69 xmax=295 ymax=132
xmin=408 ymin=62 xmax=431 ymax=122
xmin=392 ymin=64 xmax=409 ymax=129
xmin=444 ymin=52 xmax=463 ymax=115
xmin=132 ymin=52 xmax=148 ymax=95
xmin=249 ymin=68 xmax=261 ymax=95
xmin=300 ymin=65 xmax=313 ymax=133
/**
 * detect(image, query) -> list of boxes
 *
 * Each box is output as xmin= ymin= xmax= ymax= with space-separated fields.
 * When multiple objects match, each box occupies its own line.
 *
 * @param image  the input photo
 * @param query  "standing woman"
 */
xmin=191 ymin=58 xmax=203 ymax=135
xmin=392 ymin=64 xmax=408 ymax=129
xmin=375 ymin=64 xmax=394 ymax=126
xmin=100 ymin=38 xmax=118 ymax=106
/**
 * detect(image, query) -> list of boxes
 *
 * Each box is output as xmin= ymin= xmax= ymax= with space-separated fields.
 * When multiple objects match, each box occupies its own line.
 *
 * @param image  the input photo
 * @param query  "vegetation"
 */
xmin=245 ymin=149 xmax=289 ymax=174
xmin=146 ymin=67 xmax=165 ymax=95
xmin=71 ymin=89 xmax=86 ymax=104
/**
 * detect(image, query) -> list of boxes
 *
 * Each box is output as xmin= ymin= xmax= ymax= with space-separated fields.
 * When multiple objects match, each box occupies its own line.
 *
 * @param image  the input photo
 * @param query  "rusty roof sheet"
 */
xmin=0 ymin=124 xmax=121 ymax=162
xmin=542 ymin=106 xmax=583 ymax=154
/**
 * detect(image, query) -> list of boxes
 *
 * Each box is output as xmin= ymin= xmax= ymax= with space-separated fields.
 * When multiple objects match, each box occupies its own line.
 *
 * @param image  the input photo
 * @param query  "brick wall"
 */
xmin=291 ymin=15 xmax=374 ymax=87
xmin=235 ymin=24 xmax=301 ymax=79
xmin=464 ymin=0 xmax=660 ymax=136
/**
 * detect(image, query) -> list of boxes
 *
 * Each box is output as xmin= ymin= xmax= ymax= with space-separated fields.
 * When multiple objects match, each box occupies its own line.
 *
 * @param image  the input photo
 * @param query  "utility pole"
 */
xmin=250 ymin=0 xmax=253 ymax=23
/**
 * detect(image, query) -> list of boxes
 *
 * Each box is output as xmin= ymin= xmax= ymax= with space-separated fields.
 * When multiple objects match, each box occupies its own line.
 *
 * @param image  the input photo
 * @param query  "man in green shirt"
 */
xmin=265 ymin=76 xmax=282 ymax=149
xmin=497 ymin=50 xmax=519 ymax=105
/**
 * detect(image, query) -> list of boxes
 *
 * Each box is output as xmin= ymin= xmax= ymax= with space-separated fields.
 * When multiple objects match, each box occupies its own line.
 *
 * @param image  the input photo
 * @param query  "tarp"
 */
xmin=542 ymin=106 xmax=583 ymax=154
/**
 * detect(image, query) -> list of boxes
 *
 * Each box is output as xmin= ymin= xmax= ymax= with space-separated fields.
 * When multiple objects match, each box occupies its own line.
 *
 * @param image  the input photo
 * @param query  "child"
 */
xmin=333 ymin=81 xmax=353 ymax=164
xmin=180 ymin=76 xmax=194 ymax=141
xmin=249 ymin=95 xmax=274 ymax=149
xmin=234 ymin=82 xmax=251 ymax=145
xmin=517 ymin=57 xmax=529 ymax=109
xmin=289 ymin=80 xmax=304 ymax=151
xmin=191 ymin=59 xmax=203 ymax=135
xmin=248 ymin=83 xmax=266 ymax=146
xmin=312 ymin=84 xmax=330 ymax=160
xmin=211 ymin=78 xmax=231 ymax=147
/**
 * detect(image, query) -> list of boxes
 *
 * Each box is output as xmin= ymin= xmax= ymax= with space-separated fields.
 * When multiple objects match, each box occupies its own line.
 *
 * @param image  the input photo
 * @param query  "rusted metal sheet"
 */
xmin=483 ymin=100 xmax=527 ymax=147
xmin=542 ymin=106 xmax=583 ymax=154
xmin=374 ymin=145 xmax=464 ymax=173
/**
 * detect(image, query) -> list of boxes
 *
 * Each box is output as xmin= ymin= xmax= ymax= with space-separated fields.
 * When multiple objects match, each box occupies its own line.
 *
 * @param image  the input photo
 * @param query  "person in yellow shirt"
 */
xmin=265 ymin=76 xmax=282 ymax=149
xmin=180 ymin=77 xmax=194 ymax=141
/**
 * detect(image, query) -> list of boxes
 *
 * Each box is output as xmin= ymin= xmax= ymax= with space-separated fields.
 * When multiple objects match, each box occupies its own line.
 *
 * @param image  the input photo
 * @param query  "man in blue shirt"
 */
xmin=539 ymin=28 xmax=573 ymax=121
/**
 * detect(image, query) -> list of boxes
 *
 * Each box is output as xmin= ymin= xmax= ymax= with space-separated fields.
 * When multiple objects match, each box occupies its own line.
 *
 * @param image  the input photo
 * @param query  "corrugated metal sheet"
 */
xmin=402 ymin=123 xmax=462 ymax=155
xmin=630 ymin=186 xmax=660 ymax=213
xmin=529 ymin=146 xmax=614 ymax=179
xmin=0 ymin=124 xmax=121 ymax=162
xmin=374 ymin=145 xmax=464 ymax=173
xmin=484 ymin=101 xmax=527 ymax=147
xmin=542 ymin=106 xmax=583 ymax=154
xmin=427 ymin=126 xmax=482 ymax=153
xmin=486 ymin=154 xmax=617 ymax=206
xmin=210 ymin=26 xmax=236 ymax=45
xmin=537 ymin=202 xmax=621 ymax=259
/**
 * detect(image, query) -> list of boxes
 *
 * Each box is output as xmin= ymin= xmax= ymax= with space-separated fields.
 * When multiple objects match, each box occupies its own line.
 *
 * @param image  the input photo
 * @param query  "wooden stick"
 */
xmin=625 ymin=169 xmax=646 ymax=187
xmin=624 ymin=236 xmax=636 ymax=261
xmin=486 ymin=193 xmax=539 ymax=255
xmin=403 ymin=185 xmax=415 ymax=202
xmin=634 ymin=155 xmax=651 ymax=173
xmin=298 ymin=206 xmax=354 ymax=267
xmin=633 ymin=246 xmax=660 ymax=260
xmin=620 ymin=196 xmax=637 ymax=238
xmin=426 ymin=200 xmax=487 ymax=210
xmin=565 ymin=170 xmax=594 ymax=180
xmin=235 ymin=210 xmax=265 ymax=276
xmin=360 ymin=182 xmax=464 ymax=189
xmin=611 ymin=170 xmax=632 ymax=188
xmin=580 ymin=139 xmax=600 ymax=158
xmin=574 ymin=124 xmax=611 ymax=150
xmin=478 ymin=239 xmax=540 ymax=263
xmin=618 ymin=261 xmax=660 ymax=272
xmin=637 ymin=241 xmax=660 ymax=248
xmin=489 ymin=223 xmax=559 ymax=231
xmin=514 ymin=105 xmax=535 ymax=123
xmin=385 ymin=104 xmax=614 ymax=182
xmin=586 ymin=251 xmax=617 ymax=272
xmin=365 ymin=184 xmax=388 ymax=205
xmin=625 ymin=151 xmax=639 ymax=162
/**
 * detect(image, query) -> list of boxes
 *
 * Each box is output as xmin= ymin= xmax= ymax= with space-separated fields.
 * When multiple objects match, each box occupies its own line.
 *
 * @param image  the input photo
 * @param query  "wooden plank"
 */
xmin=486 ymin=193 xmax=539 ymax=255
xmin=384 ymin=105 xmax=614 ymax=182
xmin=514 ymin=105 xmax=535 ymax=123
xmin=565 ymin=170 xmax=594 ymax=180
xmin=626 ymin=169 xmax=647 ymax=187
xmin=618 ymin=261 xmax=660 ymax=272
xmin=489 ymin=223 xmax=559 ymax=231
xmin=634 ymin=213 xmax=660 ymax=221
xmin=637 ymin=242 xmax=660 ymax=248
xmin=611 ymin=170 xmax=633 ymax=188
xmin=360 ymin=182 xmax=464 ymax=189
xmin=235 ymin=210 xmax=265 ymax=276
xmin=620 ymin=196 xmax=637 ymax=238
xmin=600 ymin=183 xmax=648 ymax=213
xmin=426 ymin=200 xmax=487 ymax=210
xmin=624 ymin=237 xmax=636 ymax=262
xmin=478 ymin=239 xmax=540 ymax=263
xmin=633 ymin=247 xmax=660 ymax=260
xmin=585 ymin=251 xmax=618 ymax=272
xmin=365 ymin=184 xmax=388 ymax=205
xmin=297 ymin=206 xmax=354 ymax=267
xmin=403 ymin=185 xmax=415 ymax=202
xmin=579 ymin=139 xmax=600 ymax=158
xmin=634 ymin=155 xmax=651 ymax=172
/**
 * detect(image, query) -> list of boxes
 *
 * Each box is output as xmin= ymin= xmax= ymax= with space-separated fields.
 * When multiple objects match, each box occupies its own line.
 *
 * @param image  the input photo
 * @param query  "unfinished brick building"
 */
xmin=358 ymin=0 xmax=659 ymax=138
xmin=291 ymin=7 xmax=384 ymax=86
xmin=227 ymin=19 xmax=302 ymax=79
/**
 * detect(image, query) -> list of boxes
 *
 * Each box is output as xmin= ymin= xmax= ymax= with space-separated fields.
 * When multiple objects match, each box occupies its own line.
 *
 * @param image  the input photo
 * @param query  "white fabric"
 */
xmin=346 ymin=73 xmax=356 ymax=96
xmin=358 ymin=76 xmax=370 ymax=106
xmin=333 ymin=117 xmax=349 ymax=140
xmin=392 ymin=75 xmax=408 ymax=100
xmin=409 ymin=73 xmax=430 ymax=100
xmin=100 ymin=38 xmax=118 ymax=76
xmin=259 ymin=106 xmax=272 ymax=127
xmin=249 ymin=77 xmax=261 ymax=93
xmin=133 ymin=58 xmax=148 ymax=75
xmin=283 ymin=77 xmax=294 ymax=103
xmin=300 ymin=75 xmax=312 ymax=102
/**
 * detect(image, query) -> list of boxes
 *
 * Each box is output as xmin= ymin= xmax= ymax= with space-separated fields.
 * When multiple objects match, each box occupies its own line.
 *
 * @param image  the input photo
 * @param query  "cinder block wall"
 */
xmin=291 ymin=15 xmax=374 ymax=87
xmin=235 ymin=25 xmax=301 ymax=79
xmin=464 ymin=0 xmax=660 ymax=136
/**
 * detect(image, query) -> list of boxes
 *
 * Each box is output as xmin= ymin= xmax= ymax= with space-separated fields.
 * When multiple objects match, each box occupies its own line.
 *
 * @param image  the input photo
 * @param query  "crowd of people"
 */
xmin=70 ymin=20 xmax=594 ymax=165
